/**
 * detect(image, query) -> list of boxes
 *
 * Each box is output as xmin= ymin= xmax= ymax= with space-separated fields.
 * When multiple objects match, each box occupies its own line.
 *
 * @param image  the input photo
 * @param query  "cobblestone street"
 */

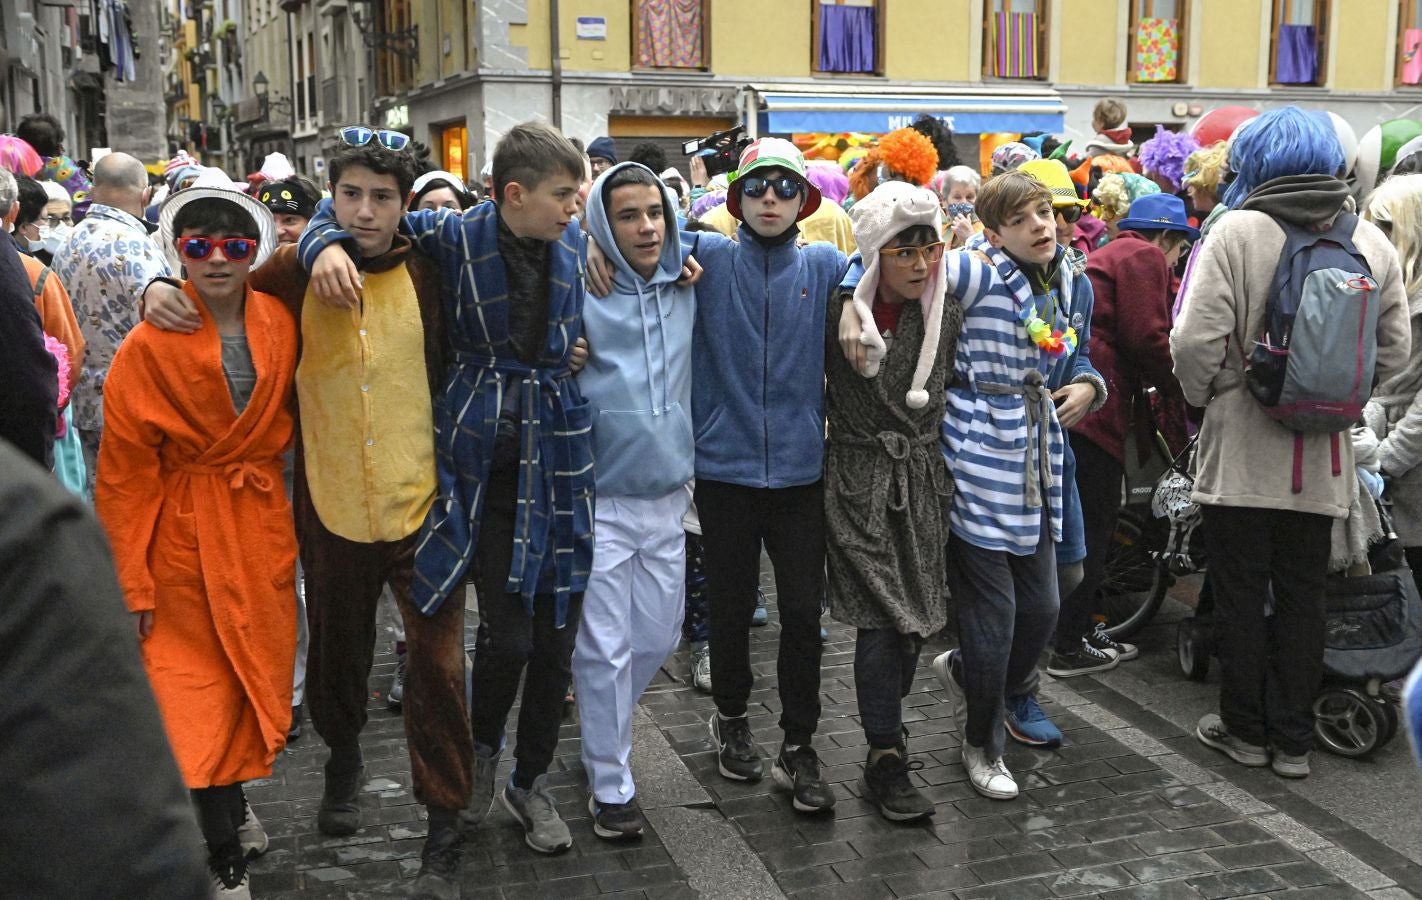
xmin=245 ymin=573 xmax=1422 ymax=900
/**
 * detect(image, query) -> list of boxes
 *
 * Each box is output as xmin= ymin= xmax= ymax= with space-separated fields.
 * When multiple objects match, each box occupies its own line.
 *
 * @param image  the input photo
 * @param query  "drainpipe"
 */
xmin=550 ymin=0 xmax=562 ymax=129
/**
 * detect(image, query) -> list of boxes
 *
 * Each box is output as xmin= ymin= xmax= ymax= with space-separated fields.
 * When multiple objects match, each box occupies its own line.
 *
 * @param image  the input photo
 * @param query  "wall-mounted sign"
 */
xmin=608 ymin=86 xmax=739 ymax=117
xmin=384 ymin=104 xmax=410 ymax=130
xmin=576 ymin=17 xmax=606 ymax=40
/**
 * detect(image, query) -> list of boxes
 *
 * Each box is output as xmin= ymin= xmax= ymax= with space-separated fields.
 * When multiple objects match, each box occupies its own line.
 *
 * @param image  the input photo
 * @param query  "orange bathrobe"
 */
xmin=20 ymin=253 xmax=84 ymax=395
xmin=97 ymin=282 xmax=298 ymax=789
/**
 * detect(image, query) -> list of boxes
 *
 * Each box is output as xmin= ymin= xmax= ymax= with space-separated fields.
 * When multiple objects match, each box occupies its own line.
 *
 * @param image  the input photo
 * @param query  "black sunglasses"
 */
xmin=1055 ymin=205 xmax=1083 ymax=224
xmin=740 ymin=176 xmax=802 ymax=201
xmin=339 ymin=125 xmax=410 ymax=152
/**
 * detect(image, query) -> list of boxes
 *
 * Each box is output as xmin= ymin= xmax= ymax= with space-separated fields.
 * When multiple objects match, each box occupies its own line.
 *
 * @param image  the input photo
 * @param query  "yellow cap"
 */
xmin=1019 ymin=159 xmax=1089 ymax=208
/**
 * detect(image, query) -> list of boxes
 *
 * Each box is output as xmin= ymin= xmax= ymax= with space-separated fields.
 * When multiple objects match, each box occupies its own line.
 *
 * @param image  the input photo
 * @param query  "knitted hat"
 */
xmin=847 ymin=181 xmax=947 ymax=409
xmin=587 ymin=136 xmax=618 ymax=163
xmin=726 ymin=137 xmax=822 ymax=222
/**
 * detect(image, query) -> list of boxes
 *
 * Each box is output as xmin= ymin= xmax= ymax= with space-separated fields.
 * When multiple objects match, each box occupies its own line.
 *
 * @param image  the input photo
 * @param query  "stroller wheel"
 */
xmin=1177 ymin=619 xmax=1211 ymax=682
xmin=1313 ymin=688 xmax=1387 ymax=758
xmin=1374 ymin=695 xmax=1400 ymax=748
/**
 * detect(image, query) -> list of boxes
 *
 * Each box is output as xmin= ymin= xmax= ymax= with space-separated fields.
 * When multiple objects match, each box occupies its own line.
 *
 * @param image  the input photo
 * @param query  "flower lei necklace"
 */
xmin=1018 ymin=291 xmax=1078 ymax=359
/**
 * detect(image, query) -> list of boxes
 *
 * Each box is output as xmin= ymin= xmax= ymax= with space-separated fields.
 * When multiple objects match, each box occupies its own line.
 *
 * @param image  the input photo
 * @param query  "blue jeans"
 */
xmin=947 ymin=515 xmax=1060 ymax=759
xmin=854 ymin=628 xmax=925 ymax=749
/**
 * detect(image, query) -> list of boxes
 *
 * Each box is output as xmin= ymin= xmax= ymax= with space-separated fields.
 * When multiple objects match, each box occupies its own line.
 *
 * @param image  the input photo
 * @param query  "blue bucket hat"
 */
xmin=1116 ymin=193 xmax=1199 ymax=241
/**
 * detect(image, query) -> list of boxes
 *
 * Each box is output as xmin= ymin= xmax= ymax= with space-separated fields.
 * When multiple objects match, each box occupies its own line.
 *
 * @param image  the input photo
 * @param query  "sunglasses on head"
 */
xmin=178 ymin=237 xmax=255 ymax=262
xmin=1054 ymin=204 xmax=1084 ymax=224
xmin=740 ymin=176 xmax=802 ymax=201
xmin=339 ymin=125 xmax=411 ymax=152
xmin=880 ymin=242 xmax=945 ymax=269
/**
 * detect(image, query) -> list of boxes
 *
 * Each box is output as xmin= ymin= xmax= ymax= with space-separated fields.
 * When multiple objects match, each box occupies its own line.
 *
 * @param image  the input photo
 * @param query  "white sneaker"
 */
xmin=930 ymin=649 xmax=967 ymax=735
xmin=690 ymin=646 xmax=712 ymax=693
xmin=962 ymin=743 xmax=1017 ymax=800
xmin=209 ymin=859 xmax=252 ymax=899
xmin=236 ymin=802 xmax=268 ymax=858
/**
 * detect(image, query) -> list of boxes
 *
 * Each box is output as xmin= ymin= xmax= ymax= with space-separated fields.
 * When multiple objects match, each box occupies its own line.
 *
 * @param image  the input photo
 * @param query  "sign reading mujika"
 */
xmin=608 ymin=86 xmax=739 ymax=117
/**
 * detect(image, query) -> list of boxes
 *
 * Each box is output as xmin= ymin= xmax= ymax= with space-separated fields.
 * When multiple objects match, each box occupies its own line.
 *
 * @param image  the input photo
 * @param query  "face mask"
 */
xmin=946 ymin=202 xmax=975 ymax=219
xmin=39 ymin=223 xmax=72 ymax=254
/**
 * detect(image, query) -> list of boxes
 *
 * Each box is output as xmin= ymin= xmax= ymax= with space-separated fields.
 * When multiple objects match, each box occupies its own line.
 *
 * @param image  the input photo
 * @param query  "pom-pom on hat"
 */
xmin=726 ymin=137 xmax=822 ymax=223
xmin=847 ymin=181 xmax=948 ymax=409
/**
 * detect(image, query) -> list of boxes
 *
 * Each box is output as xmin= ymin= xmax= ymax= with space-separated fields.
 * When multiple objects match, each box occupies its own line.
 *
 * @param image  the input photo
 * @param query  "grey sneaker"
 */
xmin=462 ymin=743 xmax=501 ymax=827
xmin=236 ymin=801 xmax=268 ymax=858
xmin=501 ymin=774 xmax=573 ymax=854
xmin=387 ymin=651 xmax=407 ymax=711
xmin=690 ymin=646 xmax=712 ymax=693
xmin=1271 ymin=750 xmax=1310 ymax=779
xmin=1196 ymin=714 xmax=1269 ymax=767
xmin=931 ymin=649 xmax=967 ymax=735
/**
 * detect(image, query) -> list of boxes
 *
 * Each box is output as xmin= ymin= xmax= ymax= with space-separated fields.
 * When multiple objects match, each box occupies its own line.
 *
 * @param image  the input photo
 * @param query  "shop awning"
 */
xmin=748 ymin=86 xmax=1066 ymax=135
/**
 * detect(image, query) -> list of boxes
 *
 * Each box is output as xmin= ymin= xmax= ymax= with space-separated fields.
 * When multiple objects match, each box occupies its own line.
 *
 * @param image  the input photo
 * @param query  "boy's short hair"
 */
xmin=601 ymin=164 xmax=661 ymax=206
xmin=172 ymin=197 xmax=260 ymax=240
xmin=976 ymin=172 xmax=1052 ymax=232
xmin=492 ymin=122 xmax=585 ymax=202
xmin=1093 ymin=99 xmax=1127 ymax=130
xmin=887 ymin=224 xmax=939 ymax=248
xmin=328 ymin=144 xmax=418 ymax=197
xmin=15 ymin=174 xmax=46 ymax=227
xmin=16 ymin=114 xmax=64 ymax=157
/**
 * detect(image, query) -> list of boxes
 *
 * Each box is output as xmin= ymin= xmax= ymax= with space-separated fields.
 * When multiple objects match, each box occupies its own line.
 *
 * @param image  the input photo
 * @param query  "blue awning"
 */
xmin=752 ymin=88 xmax=1066 ymax=135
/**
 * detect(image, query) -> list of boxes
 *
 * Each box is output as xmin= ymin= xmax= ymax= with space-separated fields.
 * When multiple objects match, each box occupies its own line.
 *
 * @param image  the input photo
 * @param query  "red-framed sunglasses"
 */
xmin=177 ymin=237 xmax=256 ymax=262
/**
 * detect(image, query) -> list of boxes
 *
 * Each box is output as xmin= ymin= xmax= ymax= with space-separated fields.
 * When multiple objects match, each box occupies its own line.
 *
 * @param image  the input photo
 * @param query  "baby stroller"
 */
xmin=1176 ymin=499 xmax=1422 ymax=758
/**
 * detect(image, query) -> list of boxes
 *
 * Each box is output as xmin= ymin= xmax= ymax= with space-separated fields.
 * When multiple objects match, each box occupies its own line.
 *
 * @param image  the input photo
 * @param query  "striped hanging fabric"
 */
xmin=993 ymin=12 xmax=1038 ymax=78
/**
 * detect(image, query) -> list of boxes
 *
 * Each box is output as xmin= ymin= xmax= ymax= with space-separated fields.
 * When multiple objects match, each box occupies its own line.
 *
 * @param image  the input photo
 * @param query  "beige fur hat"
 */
xmin=848 ymin=182 xmax=947 ymax=409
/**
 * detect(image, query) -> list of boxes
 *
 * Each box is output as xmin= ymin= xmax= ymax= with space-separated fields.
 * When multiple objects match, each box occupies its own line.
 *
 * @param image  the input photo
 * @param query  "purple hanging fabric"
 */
xmin=818 ymin=4 xmax=876 ymax=73
xmin=1275 ymin=24 xmax=1317 ymax=84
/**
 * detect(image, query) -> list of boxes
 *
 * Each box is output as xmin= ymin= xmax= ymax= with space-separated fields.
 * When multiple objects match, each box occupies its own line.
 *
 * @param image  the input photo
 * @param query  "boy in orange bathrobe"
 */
xmin=97 ymin=171 xmax=295 ymax=899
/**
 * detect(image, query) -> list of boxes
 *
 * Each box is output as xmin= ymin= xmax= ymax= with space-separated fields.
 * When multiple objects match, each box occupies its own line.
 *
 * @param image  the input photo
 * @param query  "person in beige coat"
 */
xmin=1172 ymin=107 xmax=1411 ymax=780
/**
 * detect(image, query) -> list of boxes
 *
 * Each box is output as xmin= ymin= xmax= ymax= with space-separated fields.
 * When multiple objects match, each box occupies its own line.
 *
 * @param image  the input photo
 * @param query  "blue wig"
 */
xmin=1224 ymin=106 xmax=1345 ymax=207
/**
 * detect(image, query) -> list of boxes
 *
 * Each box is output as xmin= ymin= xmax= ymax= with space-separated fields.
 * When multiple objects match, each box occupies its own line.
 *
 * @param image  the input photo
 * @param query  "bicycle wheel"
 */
xmin=1096 ymin=506 xmax=1172 ymax=641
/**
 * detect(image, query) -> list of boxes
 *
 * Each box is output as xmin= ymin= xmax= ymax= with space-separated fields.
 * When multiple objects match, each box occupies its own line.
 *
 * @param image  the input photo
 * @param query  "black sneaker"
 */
xmin=317 ymin=757 xmax=365 ymax=836
xmin=1086 ymin=622 xmax=1139 ymax=661
xmin=709 ymin=713 xmax=764 ymax=782
xmin=861 ymin=751 xmax=933 ymax=822
xmin=286 ymin=703 xmax=303 ymax=743
xmin=1045 ymin=639 xmax=1119 ymax=678
xmin=208 ymin=850 xmax=250 ymax=898
xmin=771 ymin=744 xmax=836 ymax=814
xmin=587 ymin=795 xmax=646 ymax=841
xmin=410 ymin=824 xmax=464 ymax=900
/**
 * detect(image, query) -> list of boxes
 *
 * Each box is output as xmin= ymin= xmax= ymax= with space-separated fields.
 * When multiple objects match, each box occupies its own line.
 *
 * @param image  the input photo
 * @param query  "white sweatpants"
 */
xmin=574 ymin=489 xmax=690 ymax=804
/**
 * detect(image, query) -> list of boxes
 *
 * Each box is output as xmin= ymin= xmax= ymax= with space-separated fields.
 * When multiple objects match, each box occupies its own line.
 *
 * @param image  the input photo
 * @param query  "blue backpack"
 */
xmin=1244 ymin=212 xmax=1379 ymax=492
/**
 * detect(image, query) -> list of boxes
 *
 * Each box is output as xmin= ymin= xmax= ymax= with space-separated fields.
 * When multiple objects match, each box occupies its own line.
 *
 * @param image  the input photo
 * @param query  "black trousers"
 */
xmin=1201 ymin=504 xmax=1332 ymax=755
xmin=1057 ymin=434 xmax=1124 ymax=652
xmin=468 ymin=470 xmax=583 ymax=780
xmin=191 ymin=783 xmax=243 ymax=860
xmin=695 ymin=479 xmax=824 ymax=746
xmin=855 ymin=628 xmax=924 ymax=749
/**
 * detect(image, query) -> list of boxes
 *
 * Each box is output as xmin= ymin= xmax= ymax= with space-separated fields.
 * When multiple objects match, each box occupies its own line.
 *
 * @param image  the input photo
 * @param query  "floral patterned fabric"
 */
xmin=1134 ymin=17 xmax=1179 ymax=83
xmin=49 ymin=204 xmax=172 ymax=432
xmin=637 ymin=0 xmax=703 ymax=69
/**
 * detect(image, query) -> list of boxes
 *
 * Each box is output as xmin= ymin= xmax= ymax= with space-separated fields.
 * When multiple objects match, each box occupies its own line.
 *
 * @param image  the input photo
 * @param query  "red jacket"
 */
xmin=1075 ymin=231 xmax=1183 ymax=465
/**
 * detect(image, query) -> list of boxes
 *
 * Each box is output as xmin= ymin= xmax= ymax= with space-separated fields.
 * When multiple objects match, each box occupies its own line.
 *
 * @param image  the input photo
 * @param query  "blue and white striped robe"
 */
xmin=942 ymin=245 xmax=1067 ymax=554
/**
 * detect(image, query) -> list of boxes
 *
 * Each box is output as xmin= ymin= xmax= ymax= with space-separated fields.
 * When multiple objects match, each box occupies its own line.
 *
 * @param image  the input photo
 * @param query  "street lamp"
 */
xmin=253 ymin=70 xmax=269 ymax=101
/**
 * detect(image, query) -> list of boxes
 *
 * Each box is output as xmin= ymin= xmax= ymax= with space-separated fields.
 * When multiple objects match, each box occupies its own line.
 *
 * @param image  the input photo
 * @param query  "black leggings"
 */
xmin=192 ymin=783 xmax=244 ymax=861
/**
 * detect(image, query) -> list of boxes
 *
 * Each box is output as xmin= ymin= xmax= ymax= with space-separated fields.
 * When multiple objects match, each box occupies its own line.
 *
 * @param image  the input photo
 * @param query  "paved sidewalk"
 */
xmin=245 ymin=571 xmax=1422 ymax=899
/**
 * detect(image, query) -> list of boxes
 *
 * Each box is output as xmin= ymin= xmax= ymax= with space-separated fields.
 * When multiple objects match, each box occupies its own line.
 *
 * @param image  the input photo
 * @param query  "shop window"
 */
xmin=1129 ymin=0 xmax=1188 ymax=84
xmin=440 ymin=124 xmax=468 ymax=183
xmin=633 ymin=0 xmax=708 ymax=70
xmin=1269 ymin=0 xmax=1328 ymax=86
xmin=983 ymin=0 xmax=1047 ymax=80
xmin=812 ymin=0 xmax=883 ymax=76
xmin=1398 ymin=0 xmax=1422 ymax=86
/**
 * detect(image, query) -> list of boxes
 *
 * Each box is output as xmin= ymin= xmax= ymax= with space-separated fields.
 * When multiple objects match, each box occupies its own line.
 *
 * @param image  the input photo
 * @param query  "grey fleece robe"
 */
xmin=1172 ymin=174 xmax=1411 ymax=519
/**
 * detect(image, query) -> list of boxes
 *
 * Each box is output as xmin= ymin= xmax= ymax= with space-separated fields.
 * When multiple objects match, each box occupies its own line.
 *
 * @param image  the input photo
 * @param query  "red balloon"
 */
xmin=1189 ymin=106 xmax=1259 ymax=147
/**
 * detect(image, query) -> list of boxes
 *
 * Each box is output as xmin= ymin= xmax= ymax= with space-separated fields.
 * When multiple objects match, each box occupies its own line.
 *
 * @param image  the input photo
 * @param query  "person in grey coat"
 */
xmin=1363 ymin=173 xmax=1422 ymax=581
xmin=828 ymin=183 xmax=963 ymax=822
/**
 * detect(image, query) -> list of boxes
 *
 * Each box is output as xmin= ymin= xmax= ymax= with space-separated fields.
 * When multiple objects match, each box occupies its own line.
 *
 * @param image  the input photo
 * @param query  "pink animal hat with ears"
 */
xmin=847 ymin=181 xmax=948 ymax=410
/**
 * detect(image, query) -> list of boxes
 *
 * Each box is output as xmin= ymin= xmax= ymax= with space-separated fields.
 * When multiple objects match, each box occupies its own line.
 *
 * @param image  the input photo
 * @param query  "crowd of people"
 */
xmin=2 ymin=97 xmax=1422 ymax=900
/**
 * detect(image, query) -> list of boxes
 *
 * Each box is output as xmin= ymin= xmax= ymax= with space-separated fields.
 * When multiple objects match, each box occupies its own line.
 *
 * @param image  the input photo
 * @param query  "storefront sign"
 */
xmin=576 ymin=17 xmax=606 ymax=40
xmin=384 ymin=104 xmax=410 ymax=130
xmin=608 ymin=86 xmax=739 ymax=117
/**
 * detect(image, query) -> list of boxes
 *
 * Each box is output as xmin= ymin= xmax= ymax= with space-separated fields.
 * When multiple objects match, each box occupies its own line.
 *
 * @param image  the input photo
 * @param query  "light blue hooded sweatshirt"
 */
xmin=579 ymin=162 xmax=696 ymax=498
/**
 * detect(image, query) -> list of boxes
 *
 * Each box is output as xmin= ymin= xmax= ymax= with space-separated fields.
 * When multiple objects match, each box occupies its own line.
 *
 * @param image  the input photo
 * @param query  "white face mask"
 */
xmin=37 ymin=222 xmax=72 ymax=254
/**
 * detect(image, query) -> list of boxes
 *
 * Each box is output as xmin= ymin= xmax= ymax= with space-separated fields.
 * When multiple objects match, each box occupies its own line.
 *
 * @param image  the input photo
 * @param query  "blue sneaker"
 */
xmin=1005 ymin=693 xmax=1063 ymax=748
xmin=751 ymin=589 xmax=769 ymax=626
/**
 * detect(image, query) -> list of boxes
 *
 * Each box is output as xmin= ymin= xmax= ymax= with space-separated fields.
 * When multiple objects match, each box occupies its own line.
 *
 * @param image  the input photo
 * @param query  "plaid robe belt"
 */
xmin=412 ymin=204 xmax=594 ymax=625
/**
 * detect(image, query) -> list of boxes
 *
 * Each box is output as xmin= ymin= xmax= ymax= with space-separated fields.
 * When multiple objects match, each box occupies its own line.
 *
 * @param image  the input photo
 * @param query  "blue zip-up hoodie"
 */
xmin=579 ymin=162 xmax=696 ymax=497
xmin=689 ymin=225 xmax=848 ymax=488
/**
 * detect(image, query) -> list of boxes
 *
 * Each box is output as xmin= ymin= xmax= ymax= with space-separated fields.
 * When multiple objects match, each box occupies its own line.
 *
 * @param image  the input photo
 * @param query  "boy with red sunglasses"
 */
xmin=96 ymin=171 xmax=296 ymax=898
